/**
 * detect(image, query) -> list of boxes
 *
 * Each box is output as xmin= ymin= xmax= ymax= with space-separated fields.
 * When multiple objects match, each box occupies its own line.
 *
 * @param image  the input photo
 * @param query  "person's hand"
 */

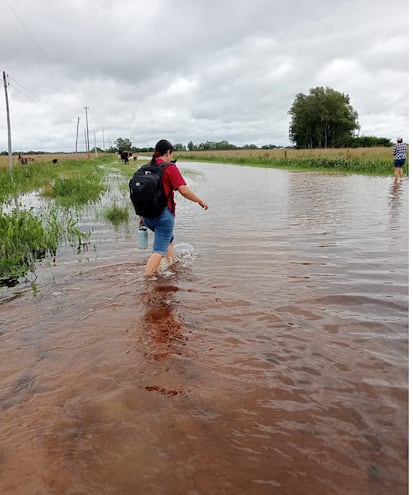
xmin=199 ymin=200 xmax=208 ymax=210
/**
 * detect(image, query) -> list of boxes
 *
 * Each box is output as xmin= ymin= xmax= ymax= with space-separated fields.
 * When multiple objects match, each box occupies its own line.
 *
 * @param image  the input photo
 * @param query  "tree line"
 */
xmin=107 ymin=138 xmax=285 ymax=154
xmin=109 ymin=135 xmax=392 ymax=155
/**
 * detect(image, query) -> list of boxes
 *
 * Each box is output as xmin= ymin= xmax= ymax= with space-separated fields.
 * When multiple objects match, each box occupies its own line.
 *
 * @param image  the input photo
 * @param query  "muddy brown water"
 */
xmin=0 ymin=163 xmax=408 ymax=494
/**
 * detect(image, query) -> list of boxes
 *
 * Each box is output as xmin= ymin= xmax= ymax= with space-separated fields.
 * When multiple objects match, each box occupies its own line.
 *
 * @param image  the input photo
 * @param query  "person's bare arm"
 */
xmin=177 ymin=185 xmax=208 ymax=210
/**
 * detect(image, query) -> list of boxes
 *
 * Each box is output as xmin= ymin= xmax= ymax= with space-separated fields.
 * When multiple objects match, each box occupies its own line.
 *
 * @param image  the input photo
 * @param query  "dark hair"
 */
xmin=151 ymin=139 xmax=174 ymax=164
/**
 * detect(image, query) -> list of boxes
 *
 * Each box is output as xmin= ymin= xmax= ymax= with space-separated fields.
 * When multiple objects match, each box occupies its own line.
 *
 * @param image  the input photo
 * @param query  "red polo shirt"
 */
xmin=156 ymin=158 xmax=186 ymax=214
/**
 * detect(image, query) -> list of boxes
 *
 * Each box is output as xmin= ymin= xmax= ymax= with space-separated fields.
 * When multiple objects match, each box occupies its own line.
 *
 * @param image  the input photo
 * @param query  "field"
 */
xmin=171 ymin=147 xmax=406 ymax=176
xmin=175 ymin=146 xmax=394 ymax=161
xmin=0 ymin=147 xmax=407 ymax=176
xmin=0 ymin=152 xmax=102 ymax=171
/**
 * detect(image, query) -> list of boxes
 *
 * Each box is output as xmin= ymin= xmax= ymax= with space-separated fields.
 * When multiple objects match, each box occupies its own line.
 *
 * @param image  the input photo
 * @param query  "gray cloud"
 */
xmin=0 ymin=0 xmax=409 ymax=151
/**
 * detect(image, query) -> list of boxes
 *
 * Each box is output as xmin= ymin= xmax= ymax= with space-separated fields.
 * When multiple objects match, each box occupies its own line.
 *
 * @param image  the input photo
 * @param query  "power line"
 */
xmin=8 ymin=82 xmax=42 ymax=105
xmin=7 ymin=73 xmax=78 ymax=124
xmin=8 ymin=75 xmax=44 ymax=103
xmin=4 ymin=0 xmax=49 ymax=59
xmin=2 ymin=71 xmax=90 ymax=153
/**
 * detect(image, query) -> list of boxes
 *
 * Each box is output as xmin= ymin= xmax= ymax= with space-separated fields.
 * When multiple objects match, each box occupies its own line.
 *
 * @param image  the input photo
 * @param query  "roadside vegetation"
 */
xmin=172 ymin=147 xmax=406 ymax=176
xmin=0 ymin=154 xmax=111 ymax=203
xmin=0 ymin=207 xmax=87 ymax=287
xmin=42 ymin=170 xmax=107 ymax=207
xmin=0 ymin=155 xmax=113 ymax=288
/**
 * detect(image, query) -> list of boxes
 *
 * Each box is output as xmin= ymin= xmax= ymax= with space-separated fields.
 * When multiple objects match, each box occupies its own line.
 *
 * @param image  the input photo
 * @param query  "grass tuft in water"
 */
xmin=42 ymin=170 xmax=107 ymax=207
xmin=104 ymin=204 xmax=129 ymax=225
xmin=0 ymin=207 xmax=89 ymax=287
xmin=0 ymin=156 xmax=113 ymax=205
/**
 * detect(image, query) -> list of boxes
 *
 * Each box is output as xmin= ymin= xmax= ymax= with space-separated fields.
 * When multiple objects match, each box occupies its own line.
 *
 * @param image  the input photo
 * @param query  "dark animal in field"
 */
xmin=17 ymin=153 xmax=34 ymax=165
xmin=120 ymin=150 xmax=129 ymax=164
xmin=52 ymin=159 xmax=58 ymax=164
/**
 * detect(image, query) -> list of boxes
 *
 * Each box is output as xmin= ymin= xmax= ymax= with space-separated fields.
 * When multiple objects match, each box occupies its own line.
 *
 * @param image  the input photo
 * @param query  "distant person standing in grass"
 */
xmin=393 ymin=137 xmax=408 ymax=180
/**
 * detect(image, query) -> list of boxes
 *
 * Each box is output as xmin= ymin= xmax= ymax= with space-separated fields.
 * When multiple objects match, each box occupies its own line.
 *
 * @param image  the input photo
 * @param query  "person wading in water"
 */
xmin=141 ymin=139 xmax=208 ymax=276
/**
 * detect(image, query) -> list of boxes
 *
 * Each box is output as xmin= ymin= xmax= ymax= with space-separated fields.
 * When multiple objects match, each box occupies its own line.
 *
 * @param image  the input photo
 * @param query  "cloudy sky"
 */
xmin=0 ymin=0 xmax=409 ymax=152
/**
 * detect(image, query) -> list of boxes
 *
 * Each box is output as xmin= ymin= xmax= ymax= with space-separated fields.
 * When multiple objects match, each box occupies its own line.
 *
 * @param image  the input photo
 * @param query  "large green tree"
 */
xmin=289 ymin=87 xmax=359 ymax=148
xmin=114 ymin=137 xmax=132 ymax=153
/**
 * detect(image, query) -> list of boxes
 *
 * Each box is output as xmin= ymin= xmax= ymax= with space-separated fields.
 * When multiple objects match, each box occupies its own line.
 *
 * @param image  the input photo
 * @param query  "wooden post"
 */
xmin=2 ymin=71 xmax=13 ymax=173
xmin=84 ymin=106 xmax=90 ymax=158
xmin=94 ymin=130 xmax=97 ymax=158
xmin=75 ymin=116 xmax=80 ymax=153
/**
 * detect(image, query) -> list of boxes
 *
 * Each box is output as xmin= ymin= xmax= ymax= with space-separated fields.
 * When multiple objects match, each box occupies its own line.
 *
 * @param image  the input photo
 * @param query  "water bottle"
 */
xmin=137 ymin=226 xmax=148 ymax=249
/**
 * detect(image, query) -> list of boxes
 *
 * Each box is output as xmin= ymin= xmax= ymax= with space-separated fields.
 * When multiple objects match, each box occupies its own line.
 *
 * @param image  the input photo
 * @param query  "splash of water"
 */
xmin=173 ymin=243 xmax=196 ymax=267
xmin=156 ymin=243 xmax=196 ymax=276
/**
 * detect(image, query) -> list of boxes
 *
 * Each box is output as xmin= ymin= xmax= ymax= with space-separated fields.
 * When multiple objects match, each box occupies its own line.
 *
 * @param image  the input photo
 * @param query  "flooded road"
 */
xmin=0 ymin=163 xmax=408 ymax=494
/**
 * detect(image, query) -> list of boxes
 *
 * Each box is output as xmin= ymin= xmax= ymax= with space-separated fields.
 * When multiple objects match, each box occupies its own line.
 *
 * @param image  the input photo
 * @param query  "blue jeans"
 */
xmin=143 ymin=207 xmax=175 ymax=255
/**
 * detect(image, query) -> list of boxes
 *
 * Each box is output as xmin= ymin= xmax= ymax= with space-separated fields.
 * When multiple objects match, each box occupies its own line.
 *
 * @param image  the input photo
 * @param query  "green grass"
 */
xmin=174 ymin=152 xmax=406 ymax=176
xmin=104 ymin=204 xmax=129 ymax=225
xmin=0 ymin=156 xmax=114 ymax=205
xmin=42 ymin=170 xmax=107 ymax=207
xmin=0 ymin=207 xmax=88 ymax=287
xmin=0 ymin=157 xmax=110 ymax=287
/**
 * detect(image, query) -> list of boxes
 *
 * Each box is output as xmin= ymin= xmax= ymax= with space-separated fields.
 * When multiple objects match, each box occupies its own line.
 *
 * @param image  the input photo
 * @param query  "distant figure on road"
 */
xmin=393 ymin=137 xmax=408 ymax=180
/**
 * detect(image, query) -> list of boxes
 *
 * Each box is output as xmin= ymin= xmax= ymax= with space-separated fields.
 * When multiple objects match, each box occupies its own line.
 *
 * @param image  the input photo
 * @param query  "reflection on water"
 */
xmin=388 ymin=179 xmax=405 ymax=230
xmin=0 ymin=164 xmax=408 ymax=494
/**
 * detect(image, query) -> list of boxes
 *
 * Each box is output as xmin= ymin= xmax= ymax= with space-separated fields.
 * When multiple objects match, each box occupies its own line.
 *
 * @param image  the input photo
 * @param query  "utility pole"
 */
xmin=102 ymin=129 xmax=105 ymax=155
xmin=75 ymin=116 xmax=80 ymax=153
xmin=83 ymin=106 xmax=90 ymax=158
xmin=2 ymin=71 xmax=13 ymax=173
xmin=93 ymin=130 xmax=97 ymax=158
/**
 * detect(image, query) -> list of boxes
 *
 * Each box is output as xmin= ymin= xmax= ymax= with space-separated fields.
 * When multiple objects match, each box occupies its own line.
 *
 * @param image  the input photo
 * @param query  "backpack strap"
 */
xmin=159 ymin=162 xmax=175 ymax=214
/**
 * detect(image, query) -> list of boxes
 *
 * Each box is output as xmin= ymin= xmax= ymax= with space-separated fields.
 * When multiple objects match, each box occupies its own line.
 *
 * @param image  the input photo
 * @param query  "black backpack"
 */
xmin=129 ymin=162 xmax=172 ymax=218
